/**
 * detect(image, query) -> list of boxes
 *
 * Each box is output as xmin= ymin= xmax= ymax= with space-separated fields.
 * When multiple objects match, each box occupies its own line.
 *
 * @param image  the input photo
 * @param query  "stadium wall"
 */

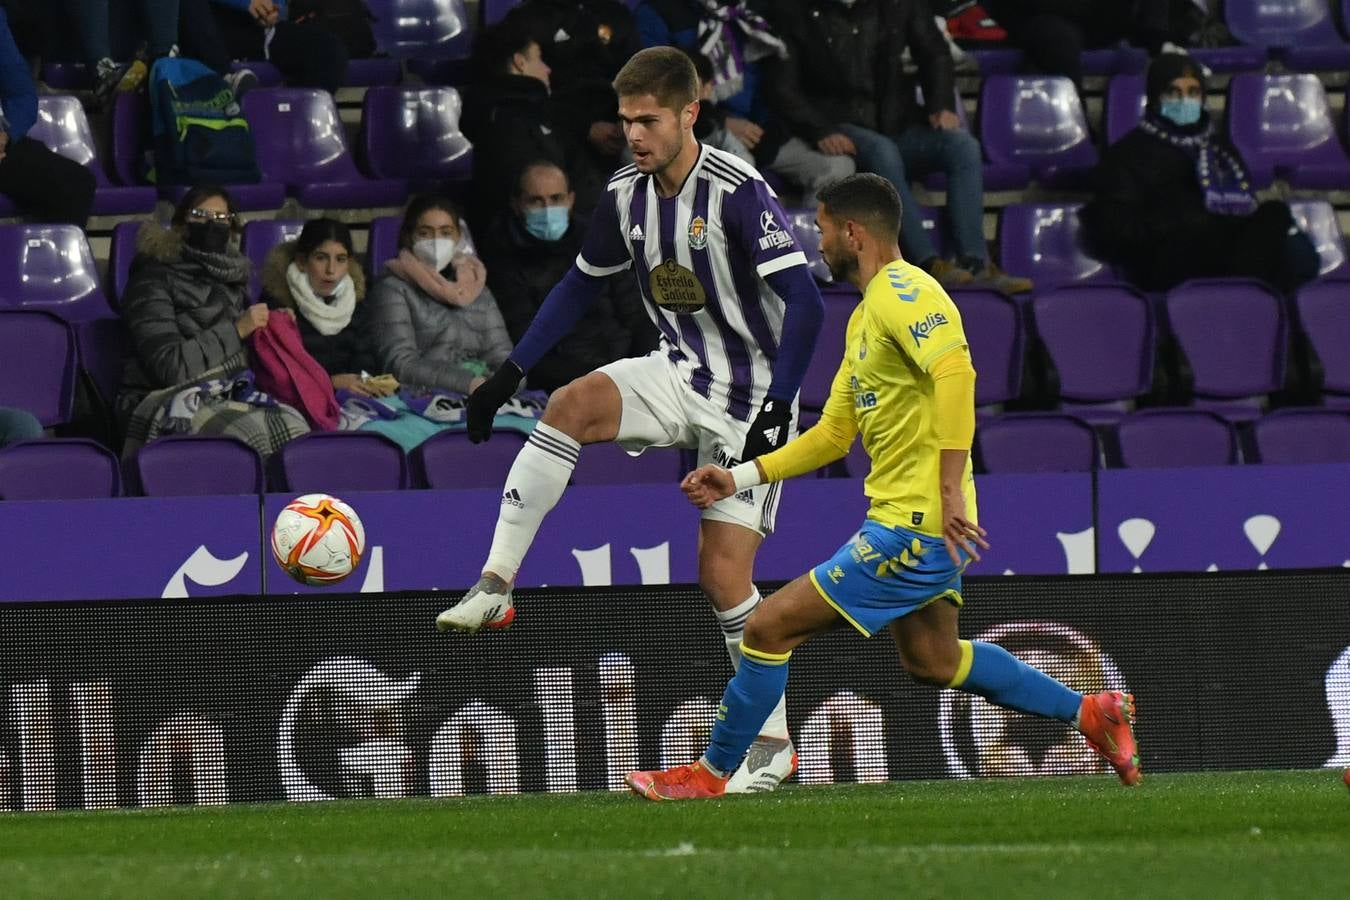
xmin=0 ymin=569 xmax=1346 ymax=812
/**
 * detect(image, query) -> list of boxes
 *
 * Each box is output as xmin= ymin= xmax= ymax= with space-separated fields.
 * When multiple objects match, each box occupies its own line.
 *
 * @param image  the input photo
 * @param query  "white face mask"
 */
xmin=413 ymin=237 xmax=456 ymax=271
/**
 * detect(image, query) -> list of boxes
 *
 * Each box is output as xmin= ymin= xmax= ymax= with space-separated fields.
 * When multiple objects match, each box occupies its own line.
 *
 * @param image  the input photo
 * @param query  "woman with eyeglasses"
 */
xmin=117 ymin=184 xmax=309 ymax=456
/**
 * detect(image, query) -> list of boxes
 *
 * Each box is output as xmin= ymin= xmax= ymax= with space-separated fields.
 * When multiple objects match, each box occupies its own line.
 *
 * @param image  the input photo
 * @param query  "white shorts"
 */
xmin=597 ymin=353 xmax=792 ymax=536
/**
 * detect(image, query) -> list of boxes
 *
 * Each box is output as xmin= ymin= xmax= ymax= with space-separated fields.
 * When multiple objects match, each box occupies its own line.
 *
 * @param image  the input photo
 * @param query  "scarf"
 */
xmin=181 ymin=243 xmax=253 ymax=285
xmin=1138 ymin=112 xmax=1257 ymax=216
xmin=696 ymin=0 xmax=787 ymax=103
xmin=285 ymin=262 xmax=357 ymax=336
xmin=384 ymin=250 xmax=488 ymax=308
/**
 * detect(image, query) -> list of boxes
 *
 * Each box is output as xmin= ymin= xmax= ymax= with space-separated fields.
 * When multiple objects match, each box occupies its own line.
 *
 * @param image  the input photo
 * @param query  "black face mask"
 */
xmin=185 ymin=221 xmax=232 ymax=253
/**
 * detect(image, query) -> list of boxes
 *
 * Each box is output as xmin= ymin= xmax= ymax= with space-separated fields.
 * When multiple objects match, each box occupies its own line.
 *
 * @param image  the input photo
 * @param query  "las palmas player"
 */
xmin=625 ymin=174 xmax=1141 ymax=800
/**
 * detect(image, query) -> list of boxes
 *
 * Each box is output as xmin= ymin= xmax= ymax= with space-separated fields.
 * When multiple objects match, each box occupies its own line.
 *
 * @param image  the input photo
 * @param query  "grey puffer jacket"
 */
xmin=117 ymin=224 xmax=251 ymax=416
xmin=369 ymin=266 xmax=513 ymax=394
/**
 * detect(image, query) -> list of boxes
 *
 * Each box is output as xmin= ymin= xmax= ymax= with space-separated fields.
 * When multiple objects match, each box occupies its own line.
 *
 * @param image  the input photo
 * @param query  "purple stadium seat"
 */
xmin=1294 ymin=281 xmax=1350 ymax=406
xmin=1116 ymin=408 xmax=1238 ymax=468
xmin=976 ymin=413 xmax=1100 ymax=473
xmin=0 ymin=225 xmax=111 ymax=321
xmin=799 ymin=288 xmax=857 ymax=409
xmin=1227 ymin=0 xmax=1350 ymax=69
xmin=240 ymin=219 xmax=307 ymax=300
xmin=361 ymin=87 xmax=473 ymax=187
xmin=1289 ymin=200 xmax=1348 ymax=278
xmin=38 ymin=62 xmax=92 ymax=89
xmin=1184 ymin=45 xmax=1270 ymax=73
xmin=968 ymin=48 xmax=1023 ymax=74
xmin=997 ymin=203 xmax=1111 ymax=289
xmin=368 ymin=0 xmax=472 ymax=59
xmin=1253 ymin=408 xmax=1350 ymax=463
xmin=243 ymin=89 xmax=408 ymax=209
xmin=368 ymin=213 xmax=480 ymax=272
xmin=412 ymin=429 xmax=527 ymax=489
xmin=134 ymin=435 xmax=265 ymax=496
xmin=275 ymin=432 xmax=409 ymax=492
xmin=979 ymin=76 xmax=1098 ymax=188
xmin=1105 ymin=73 xmax=1147 ymax=145
xmin=1166 ymin=278 xmax=1286 ymax=420
xmin=230 ymin=58 xmax=402 ymax=87
xmin=1081 ymin=45 xmax=1149 ymax=76
xmin=916 ymin=86 xmax=1028 ymax=191
xmin=786 ymin=209 xmax=830 ymax=283
xmin=483 ymin=0 xmax=520 ymax=25
xmin=570 ymin=442 xmax=684 ymax=485
xmin=110 ymin=93 xmax=287 ymax=211
xmin=949 ymin=288 xmax=1022 ymax=408
xmin=1033 ymin=285 xmax=1154 ymax=422
xmin=108 ymin=220 xmax=145 ymax=308
xmin=73 ymin=317 xmax=129 ymax=406
xmin=0 ymin=438 xmax=121 ymax=500
xmin=0 ymin=310 xmax=77 ymax=427
xmin=1228 ymin=74 xmax=1350 ymax=189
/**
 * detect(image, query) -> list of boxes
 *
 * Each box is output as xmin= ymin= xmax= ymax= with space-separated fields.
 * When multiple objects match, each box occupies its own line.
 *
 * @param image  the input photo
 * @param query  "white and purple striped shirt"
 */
xmin=576 ymin=145 xmax=810 ymax=422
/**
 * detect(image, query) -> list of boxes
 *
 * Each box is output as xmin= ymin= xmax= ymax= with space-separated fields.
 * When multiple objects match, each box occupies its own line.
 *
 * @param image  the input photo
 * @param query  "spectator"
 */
xmin=0 ymin=7 xmax=96 ymax=225
xmin=177 ymin=0 xmax=347 ymax=94
xmin=0 ymin=406 xmax=43 ymax=446
xmin=260 ymin=217 xmax=394 ymax=398
xmin=65 ymin=0 xmax=179 ymax=103
xmin=689 ymin=51 xmax=752 ymax=164
xmin=637 ymin=0 xmax=854 ymax=207
xmin=462 ymin=19 xmax=600 ymax=233
xmin=763 ymin=0 xmax=1031 ymax=293
xmin=370 ymin=193 xmax=514 ymax=395
xmin=479 ymin=160 xmax=656 ymax=394
xmin=117 ymin=184 xmax=309 ymax=456
xmin=1080 ymin=53 xmax=1319 ymax=293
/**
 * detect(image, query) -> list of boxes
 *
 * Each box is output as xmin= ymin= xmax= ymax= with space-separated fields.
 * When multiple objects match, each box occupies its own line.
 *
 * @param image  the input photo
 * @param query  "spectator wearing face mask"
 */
xmin=1080 ymin=53 xmax=1320 ymax=293
xmin=370 ymin=193 xmax=514 ymax=395
xmin=480 ymin=161 xmax=656 ymax=394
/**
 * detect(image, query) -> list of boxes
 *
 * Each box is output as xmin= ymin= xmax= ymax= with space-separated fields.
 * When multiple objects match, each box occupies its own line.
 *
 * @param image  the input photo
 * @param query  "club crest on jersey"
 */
xmin=758 ymin=210 xmax=793 ymax=251
xmin=909 ymin=311 xmax=949 ymax=345
xmin=687 ymin=216 xmax=708 ymax=250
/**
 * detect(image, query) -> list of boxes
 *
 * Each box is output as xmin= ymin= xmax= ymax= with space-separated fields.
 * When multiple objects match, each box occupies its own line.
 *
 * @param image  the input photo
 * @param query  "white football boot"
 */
xmin=725 ymin=735 xmax=797 ymax=794
xmin=436 ymin=576 xmax=515 ymax=633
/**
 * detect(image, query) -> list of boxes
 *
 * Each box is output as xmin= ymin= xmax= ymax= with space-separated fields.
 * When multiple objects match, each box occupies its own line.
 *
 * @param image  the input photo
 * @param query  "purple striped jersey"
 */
xmin=575 ymin=144 xmax=809 ymax=422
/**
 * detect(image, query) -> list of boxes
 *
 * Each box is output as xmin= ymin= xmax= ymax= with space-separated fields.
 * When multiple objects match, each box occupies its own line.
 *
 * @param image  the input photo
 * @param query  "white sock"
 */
xmin=714 ymin=589 xmax=791 ymax=741
xmin=482 ymin=423 xmax=579 ymax=582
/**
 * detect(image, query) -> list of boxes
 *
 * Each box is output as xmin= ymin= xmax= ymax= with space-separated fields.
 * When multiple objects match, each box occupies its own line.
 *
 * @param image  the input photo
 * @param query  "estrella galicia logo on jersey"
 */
xmin=687 ymin=216 xmax=708 ymax=250
xmin=757 ymin=210 xmax=793 ymax=252
xmin=908 ymin=311 xmax=950 ymax=346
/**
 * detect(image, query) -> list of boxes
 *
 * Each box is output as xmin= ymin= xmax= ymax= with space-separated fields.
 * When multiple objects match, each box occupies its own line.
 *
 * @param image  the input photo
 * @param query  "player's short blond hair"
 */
xmin=613 ymin=47 xmax=699 ymax=114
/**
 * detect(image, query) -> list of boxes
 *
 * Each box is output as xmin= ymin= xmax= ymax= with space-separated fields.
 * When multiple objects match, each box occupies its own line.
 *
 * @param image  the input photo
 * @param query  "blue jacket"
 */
xmin=0 ymin=7 xmax=37 ymax=141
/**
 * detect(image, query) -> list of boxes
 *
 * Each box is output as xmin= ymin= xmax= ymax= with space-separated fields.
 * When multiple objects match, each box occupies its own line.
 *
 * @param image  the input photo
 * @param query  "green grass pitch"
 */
xmin=2 ymin=771 xmax=1346 ymax=899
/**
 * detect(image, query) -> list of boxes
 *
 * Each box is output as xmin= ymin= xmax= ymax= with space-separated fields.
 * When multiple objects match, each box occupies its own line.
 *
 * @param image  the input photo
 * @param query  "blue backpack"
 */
xmin=148 ymin=58 xmax=261 ymax=185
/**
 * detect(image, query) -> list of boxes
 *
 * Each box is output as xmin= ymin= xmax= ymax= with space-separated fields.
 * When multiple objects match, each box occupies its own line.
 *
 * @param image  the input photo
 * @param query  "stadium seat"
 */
xmin=1033 ymin=285 xmax=1154 ymax=422
xmin=0 ymin=438 xmax=121 ymax=500
xmin=368 ymin=0 xmax=473 ymax=59
xmin=0 ymin=310 xmax=77 ymax=427
xmin=110 ymin=93 xmax=288 ymax=211
xmin=569 ymin=441 xmax=684 ymax=485
xmin=1289 ymin=200 xmax=1349 ymax=278
xmin=73 ymin=317 xmax=128 ymax=408
xmin=241 ymin=89 xmax=408 ymax=209
xmin=108 ymin=220 xmax=144 ymax=308
xmin=1227 ymin=74 xmax=1350 ymax=189
xmin=1166 ymin=278 xmax=1287 ymax=421
xmin=412 ymin=429 xmax=527 ymax=489
xmin=997 ymin=203 xmax=1112 ymax=289
xmin=38 ymin=62 xmax=91 ymax=89
xmin=368 ymin=213 xmax=480 ymax=272
xmin=1253 ymin=408 xmax=1350 ymax=464
xmin=482 ymin=0 xmax=521 ymax=25
xmin=915 ymin=86 xmax=1028 ymax=191
xmin=134 ymin=435 xmax=265 ymax=496
xmin=0 ymin=225 xmax=111 ymax=321
xmin=240 ymin=219 xmax=307 ymax=300
xmin=1081 ymin=45 xmax=1149 ymax=76
xmin=361 ymin=87 xmax=473 ymax=189
xmin=979 ymin=76 xmax=1098 ymax=189
xmin=1116 ymin=408 xmax=1239 ymax=468
xmin=949 ymin=288 xmax=1022 ymax=408
xmin=1104 ymin=73 xmax=1146 ymax=145
xmin=976 ymin=413 xmax=1101 ymax=473
xmin=1226 ymin=0 xmax=1350 ymax=70
xmin=798 ymin=288 xmax=857 ymax=410
xmin=1294 ymin=281 xmax=1350 ymax=407
xmin=274 ymin=432 xmax=409 ymax=492
xmin=230 ymin=58 xmax=402 ymax=88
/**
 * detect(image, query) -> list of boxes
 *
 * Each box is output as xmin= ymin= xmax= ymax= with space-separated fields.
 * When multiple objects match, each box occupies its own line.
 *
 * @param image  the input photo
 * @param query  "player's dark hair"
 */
xmin=515 ymin=159 xmax=570 ymax=199
xmin=687 ymin=50 xmax=715 ymax=85
xmin=398 ymin=192 xmax=462 ymax=250
xmin=293 ymin=218 xmax=354 ymax=260
xmin=613 ymin=46 xmax=698 ymax=113
xmin=818 ymin=174 xmax=903 ymax=241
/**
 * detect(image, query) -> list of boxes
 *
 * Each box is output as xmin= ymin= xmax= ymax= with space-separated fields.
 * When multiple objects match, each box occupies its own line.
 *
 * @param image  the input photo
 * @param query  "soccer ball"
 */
xmin=270 ymin=493 xmax=366 ymax=586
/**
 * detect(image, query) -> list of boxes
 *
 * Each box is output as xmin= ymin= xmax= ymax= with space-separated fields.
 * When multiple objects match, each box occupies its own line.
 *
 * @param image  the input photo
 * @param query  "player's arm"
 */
xmin=465 ymin=195 xmax=630 ymax=441
xmin=930 ymin=345 xmax=989 ymax=564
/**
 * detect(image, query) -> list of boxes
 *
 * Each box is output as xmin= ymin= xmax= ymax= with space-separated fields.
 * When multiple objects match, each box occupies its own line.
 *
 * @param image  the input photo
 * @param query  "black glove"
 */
xmin=466 ymin=361 xmax=524 ymax=443
xmin=740 ymin=398 xmax=792 ymax=461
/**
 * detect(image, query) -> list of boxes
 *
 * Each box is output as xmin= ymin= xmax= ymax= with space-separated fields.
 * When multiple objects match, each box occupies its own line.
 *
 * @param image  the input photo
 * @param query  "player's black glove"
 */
xmin=466 ymin=361 xmax=524 ymax=443
xmin=740 ymin=398 xmax=792 ymax=461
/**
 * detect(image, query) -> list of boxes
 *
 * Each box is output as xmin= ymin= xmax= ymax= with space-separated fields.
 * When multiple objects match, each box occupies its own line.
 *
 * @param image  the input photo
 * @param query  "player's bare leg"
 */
xmin=437 ymin=373 xmax=623 ymax=633
xmin=626 ymin=574 xmax=839 ymax=800
xmin=889 ymin=600 xmax=1141 ymax=785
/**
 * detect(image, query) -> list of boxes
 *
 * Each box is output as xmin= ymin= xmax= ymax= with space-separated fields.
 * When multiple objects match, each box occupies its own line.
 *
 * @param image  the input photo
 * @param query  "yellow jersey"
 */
xmin=820 ymin=259 xmax=978 ymax=536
